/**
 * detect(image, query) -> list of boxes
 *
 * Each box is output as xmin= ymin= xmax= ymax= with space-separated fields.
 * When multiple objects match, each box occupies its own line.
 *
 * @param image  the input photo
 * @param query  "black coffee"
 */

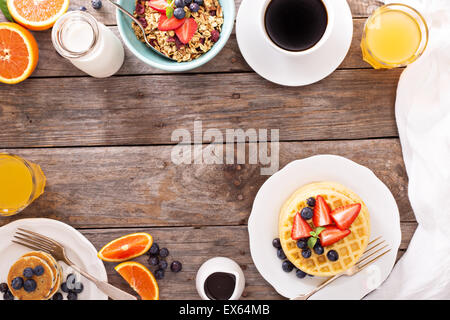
xmin=204 ymin=272 xmax=236 ymax=300
xmin=264 ymin=0 xmax=328 ymax=52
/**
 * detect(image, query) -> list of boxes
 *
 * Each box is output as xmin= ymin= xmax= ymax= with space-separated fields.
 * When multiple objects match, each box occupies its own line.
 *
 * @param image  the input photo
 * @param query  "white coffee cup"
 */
xmin=261 ymin=0 xmax=335 ymax=56
xmin=196 ymin=257 xmax=245 ymax=300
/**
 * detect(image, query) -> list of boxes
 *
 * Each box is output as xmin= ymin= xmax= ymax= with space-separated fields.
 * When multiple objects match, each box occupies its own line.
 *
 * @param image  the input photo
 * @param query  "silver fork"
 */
xmin=291 ymin=236 xmax=391 ymax=300
xmin=13 ymin=228 xmax=137 ymax=300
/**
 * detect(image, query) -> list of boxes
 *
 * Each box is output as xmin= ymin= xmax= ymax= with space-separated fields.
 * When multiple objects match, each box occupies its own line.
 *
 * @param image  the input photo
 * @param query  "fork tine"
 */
xmin=357 ymin=244 xmax=390 ymax=266
xmin=17 ymin=228 xmax=62 ymax=247
xmin=15 ymin=231 xmax=57 ymax=249
xmin=356 ymin=249 xmax=391 ymax=271
xmin=12 ymin=240 xmax=51 ymax=254
xmin=362 ymin=239 xmax=386 ymax=256
xmin=13 ymin=235 xmax=56 ymax=252
xmin=367 ymin=236 xmax=382 ymax=247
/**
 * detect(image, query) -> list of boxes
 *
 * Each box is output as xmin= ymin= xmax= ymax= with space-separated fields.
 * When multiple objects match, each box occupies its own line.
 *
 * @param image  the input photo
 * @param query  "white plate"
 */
xmin=236 ymin=0 xmax=353 ymax=86
xmin=248 ymin=155 xmax=401 ymax=299
xmin=0 ymin=218 xmax=108 ymax=300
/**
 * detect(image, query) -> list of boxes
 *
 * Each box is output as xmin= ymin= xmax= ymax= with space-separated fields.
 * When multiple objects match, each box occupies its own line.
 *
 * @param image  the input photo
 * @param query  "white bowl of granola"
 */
xmin=117 ymin=0 xmax=235 ymax=71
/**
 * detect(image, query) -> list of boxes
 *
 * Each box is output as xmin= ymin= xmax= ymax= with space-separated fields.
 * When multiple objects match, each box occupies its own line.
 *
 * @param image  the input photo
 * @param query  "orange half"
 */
xmin=115 ymin=262 xmax=159 ymax=300
xmin=7 ymin=0 xmax=70 ymax=31
xmin=97 ymin=232 xmax=153 ymax=262
xmin=0 ymin=22 xmax=38 ymax=84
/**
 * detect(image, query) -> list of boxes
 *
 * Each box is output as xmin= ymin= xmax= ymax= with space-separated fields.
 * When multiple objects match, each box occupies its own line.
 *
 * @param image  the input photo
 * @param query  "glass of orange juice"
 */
xmin=0 ymin=153 xmax=46 ymax=216
xmin=361 ymin=3 xmax=428 ymax=69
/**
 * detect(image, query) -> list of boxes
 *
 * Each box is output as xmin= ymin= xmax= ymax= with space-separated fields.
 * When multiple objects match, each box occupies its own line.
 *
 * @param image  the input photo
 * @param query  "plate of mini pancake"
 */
xmin=248 ymin=155 xmax=401 ymax=300
xmin=0 ymin=218 xmax=108 ymax=300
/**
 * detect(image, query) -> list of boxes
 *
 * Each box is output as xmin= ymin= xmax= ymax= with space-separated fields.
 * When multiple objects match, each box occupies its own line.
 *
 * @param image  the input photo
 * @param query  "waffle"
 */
xmin=279 ymin=181 xmax=370 ymax=277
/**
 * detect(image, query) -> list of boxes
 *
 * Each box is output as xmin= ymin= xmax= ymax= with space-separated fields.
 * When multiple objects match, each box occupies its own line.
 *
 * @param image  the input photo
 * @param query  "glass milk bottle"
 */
xmin=52 ymin=11 xmax=124 ymax=78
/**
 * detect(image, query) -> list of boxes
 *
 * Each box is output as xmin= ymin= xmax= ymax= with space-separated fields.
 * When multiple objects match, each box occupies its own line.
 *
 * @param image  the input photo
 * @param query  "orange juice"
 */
xmin=361 ymin=4 xmax=428 ymax=69
xmin=0 ymin=154 xmax=46 ymax=216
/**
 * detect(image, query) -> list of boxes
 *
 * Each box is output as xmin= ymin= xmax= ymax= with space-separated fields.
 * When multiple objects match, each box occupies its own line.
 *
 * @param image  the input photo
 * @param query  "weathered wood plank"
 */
xmin=78 ymin=222 xmax=416 ymax=300
xmin=0 ymin=139 xmax=413 ymax=229
xmin=0 ymin=70 xmax=401 ymax=148
xmin=27 ymin=19 xmax=370 ymax=78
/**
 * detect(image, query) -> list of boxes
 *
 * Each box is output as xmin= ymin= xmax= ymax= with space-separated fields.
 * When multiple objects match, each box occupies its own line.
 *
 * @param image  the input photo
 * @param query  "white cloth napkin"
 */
xmin=366 ymin=0 xmax=450 ymax=299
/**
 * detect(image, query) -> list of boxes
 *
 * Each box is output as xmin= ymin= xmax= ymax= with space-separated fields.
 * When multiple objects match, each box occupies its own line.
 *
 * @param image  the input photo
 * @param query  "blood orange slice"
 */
xmin=0 ymin=22 xmax=38 ymax=84
xmin=115 ymin=262 xmax=159 ymax=300
xmin=97 ymin=232 xmax=153 ymax=262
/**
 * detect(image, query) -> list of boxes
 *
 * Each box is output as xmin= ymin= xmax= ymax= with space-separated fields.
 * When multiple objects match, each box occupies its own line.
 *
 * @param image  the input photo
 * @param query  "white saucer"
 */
xmin=236 ymin=0 xmax=353 ymax=86
xmin=0 ymin=218 xmax=108 ymax=300
xmin=248 ymin=155 xmax=401 ymax=299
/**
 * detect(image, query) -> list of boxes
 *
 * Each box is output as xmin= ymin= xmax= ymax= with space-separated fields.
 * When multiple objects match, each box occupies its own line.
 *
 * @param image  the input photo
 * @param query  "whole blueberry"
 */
xmin=189 ymin=3 xmax=199 ymax=12
xmin=149 ymin=243 xmax=160 ymax=256
xmin=327 ymin=250 xmax=339 ymax=262
xmin=91 ymin=0 xmax=102 ymax=10
xmin=23 ymin=267 xmax=34 ymax=278
xmin=34 ymin=265 xmax=44 ymax=276
xmin=306 ymin=197 xmax=316 ymax=207
xmin=67 ymin=292 xmax=78 ymax=300
xmin=61 ymin=282 xmax=69 ymax=293
xmin=159 ymin=248 xmax=169 ymax=258
xmin=0 ymin=283 xmax=8 ymax=293
xmin=72 ymin=282 xmax=84 ymax=294
xmin=297 ymin=238 xmax=308 ymax=249
xmin=174 ymin=7 xmax=186 ymax=19
xmin=296 ymin=269 xmax=307 ymax=279
xmin=170 ymin=261 xmax=182 ymax=273
xmin=11 ymin=277 xmax=23 ymax=290
xmin=66 ymin=274 xmax=76 ymax=290
xmin=276 ymin=248 xmax=286 ymax=260
xmin=272 ymin=238 xmax=281 ymax=249
xmin=52 ymin=292 xmax=63 ymax=300
xmin=184 ymin=0 xmax=192 ymax=5
xmin=159 ymin=260 xmax=168 ymax=270
xmin=79 ymin=6 xmax=87 ymax=11
xmin=154 ymin=269 xmax=165 ymax=280
xmin=174 ymin=0 xmax=185 ymax=7
xmin=194 ymin=0 xmax=203 ymax=5
xmin=302 ymin=248 xmax=312 ymax=259
xmin=148 ymin=256 xmax=159 ymax=266
xmin=3 ymin=290 xmax=14 ymax=300
xmin=281 ymin=261 xmax=294 ymax=273
xmin=313 ymin=242 xmax=324 ymax=255
xmin=23 ymin=279 xmax=37 ymax=293
xmin=300 ymin=207 xmax=314 ymax=220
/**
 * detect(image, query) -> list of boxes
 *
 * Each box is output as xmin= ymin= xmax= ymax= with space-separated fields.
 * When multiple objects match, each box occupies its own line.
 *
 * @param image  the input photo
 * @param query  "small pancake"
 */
xmin=7 ymin=256 xmax=54 ymax=300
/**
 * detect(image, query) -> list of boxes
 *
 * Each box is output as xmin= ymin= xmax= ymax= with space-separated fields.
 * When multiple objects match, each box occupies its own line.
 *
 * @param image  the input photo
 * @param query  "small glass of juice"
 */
xmin=0 ymin=154 xmax=46 ymax=216
xmin=361 ymin=3 xmax=428 ymax=69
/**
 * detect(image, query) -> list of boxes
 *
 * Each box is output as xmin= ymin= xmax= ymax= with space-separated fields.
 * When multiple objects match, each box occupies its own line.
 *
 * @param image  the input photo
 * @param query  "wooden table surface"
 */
xmin=0 ymin=0 xmax=415 ymax=300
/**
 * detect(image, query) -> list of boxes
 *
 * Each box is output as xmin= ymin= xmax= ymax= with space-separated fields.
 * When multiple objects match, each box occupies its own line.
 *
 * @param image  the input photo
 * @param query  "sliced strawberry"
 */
xmin=330 ymin=203 xmax=361 ymax=230
xmin=175 ymin=18 xmax=198 ymax=44
xmin=158 ymin=15 xmax=185 ymax=31
xmin=313 ymin=195 xmax=332 ymax=227
xmin=148 ymin=0 xmax=169 ymax=13
xmin=319 ymin=226 xmax=351 ymax=247
xmin=291 ymin=212 xmax=312 ymax=240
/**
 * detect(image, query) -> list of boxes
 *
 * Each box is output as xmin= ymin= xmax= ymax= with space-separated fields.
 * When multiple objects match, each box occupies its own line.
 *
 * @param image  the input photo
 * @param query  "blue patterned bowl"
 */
xmin=116 ymin=0 xmax=235 ymax=71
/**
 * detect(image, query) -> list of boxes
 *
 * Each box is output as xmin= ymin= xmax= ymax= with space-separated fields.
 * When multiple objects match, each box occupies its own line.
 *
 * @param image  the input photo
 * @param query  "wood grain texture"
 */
xmin=79 ymin=222 xmax=416 ymax=300
xmin=0 ymin=69 xmax=401 ymax=148
xmin=0 ymin=139 xmax=413 ymax=229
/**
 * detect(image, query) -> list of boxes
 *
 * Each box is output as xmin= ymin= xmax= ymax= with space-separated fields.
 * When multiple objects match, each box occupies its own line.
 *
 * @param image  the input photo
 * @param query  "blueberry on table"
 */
xmin=61 ymin=282 xmax=69 ymax=293
xmin=79 ymin=6 xmax=87 ymax=11
xmin=306 ymin=197 xmax=316 ymax=207
xmin=313 ymin=242 xmax=324 ymax=255
xmin=148 ymin=256 xmax=159 ymax=266
xmin=189 ymin=3 xmax=200 ymax=12
xmin=91 ymin=0 xmax=102 ymax=10
xmin=296 ymin=269 xmax=307 ymax=279
xmin=174 ymin=0 xmax=185 ymax=7
xmin=301 ymin=248 xmax=312 ymax=259
xmin=300 ymin=207 xmax=314 ymax=220
xmin=67 ymin=292 xmax=78 ymax=300
xmin=34 ymin=265 xmax=44 ymax=276
xmin=66 ymin=274 xmax=76 ymax=290
xmin=159 ymin=260 xmax=168 ymax=270
xmin=52 ymin=292 xmax=63 ymax=300
xmin=174 ymin=7 xmax=186 ymax=19
xmin=11 ymin=277 xmax=23 ymax=290
xmin=0 ymin=282 xmax=9 ymax=293
xmin=170 ymin=261 xmax=182 ymax=273
xmin=154 ymin=269 xmax=165 ymax=280
xmin=276 ymin=248 xmax=286 ymax=260
xmin=159 ymin=248 xmax=169 ymax=258
xmin=3 ymin=290 xmax=14 ymax=300
xmin=23 ymin=279 xmax=37 ymax=293
xmin=272 ymin=238 xmax=281 ymax=249
xmin=281 ymin=261 xmax=294 ymax=272
xmin=327 ymin=250 xmax=339 ymax=261
xmin=297 ymin=238 xmax=308 ymax=249
xmin=23 ymin=267 xmax=34 ymax=278
xmin=72 ymin=282 xmax=84 ymax=294
xmin=149 ymin=243 xmax=160 ymax=256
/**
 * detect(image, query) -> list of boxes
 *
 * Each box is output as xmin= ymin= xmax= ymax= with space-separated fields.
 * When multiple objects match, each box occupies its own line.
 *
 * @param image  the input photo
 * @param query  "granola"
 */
xmin=132 ymin=0 xmax=224 ymax=62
